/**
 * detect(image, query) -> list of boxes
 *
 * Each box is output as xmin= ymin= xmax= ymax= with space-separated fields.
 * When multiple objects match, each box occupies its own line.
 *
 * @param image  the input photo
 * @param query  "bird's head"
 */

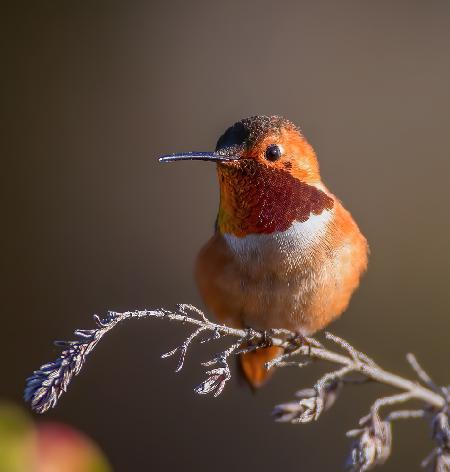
xmin=159 ymin=115 xmax=333 ymax=237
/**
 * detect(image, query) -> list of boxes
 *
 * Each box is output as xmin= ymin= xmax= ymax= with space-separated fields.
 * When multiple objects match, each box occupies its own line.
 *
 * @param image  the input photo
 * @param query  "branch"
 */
xmin=24 ymin=304 xmax=449 ymax=471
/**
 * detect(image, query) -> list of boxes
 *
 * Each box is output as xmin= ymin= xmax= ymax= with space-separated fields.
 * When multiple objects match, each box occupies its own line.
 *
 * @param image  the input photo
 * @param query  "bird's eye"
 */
xmin=265 ymin=144 xmax=282 ymax=162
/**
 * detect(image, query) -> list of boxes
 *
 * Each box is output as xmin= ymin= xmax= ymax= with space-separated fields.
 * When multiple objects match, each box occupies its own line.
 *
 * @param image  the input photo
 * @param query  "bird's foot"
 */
xmin=290 ymin=331 xmax=312 ymax=356
xmin=259 ymin=329 xmax=274 ymax=348
xmin=244 ymin=328 xmax=274 ymax=348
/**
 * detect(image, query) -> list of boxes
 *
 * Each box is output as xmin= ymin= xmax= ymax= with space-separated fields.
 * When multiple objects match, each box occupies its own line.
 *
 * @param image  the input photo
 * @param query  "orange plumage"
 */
xmin=160 ymin=115 xmax=368 ymax=388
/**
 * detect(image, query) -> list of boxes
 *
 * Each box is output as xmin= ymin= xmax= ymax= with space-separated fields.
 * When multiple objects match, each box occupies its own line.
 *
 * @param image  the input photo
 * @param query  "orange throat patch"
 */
xmin=216 ymin=161 xmax=334 ymax=237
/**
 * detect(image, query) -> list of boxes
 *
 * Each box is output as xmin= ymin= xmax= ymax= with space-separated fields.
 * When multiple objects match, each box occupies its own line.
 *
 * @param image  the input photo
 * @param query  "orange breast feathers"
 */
xmin=196 ymin=184 xmax=367 ymax=388
xmin=197 ymin=210 xmax=367 ymax=387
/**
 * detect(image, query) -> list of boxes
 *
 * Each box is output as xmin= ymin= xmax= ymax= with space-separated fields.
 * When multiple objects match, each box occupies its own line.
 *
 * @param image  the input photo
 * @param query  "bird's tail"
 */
xmin=239 ymin=346 xmax=284 ymax=389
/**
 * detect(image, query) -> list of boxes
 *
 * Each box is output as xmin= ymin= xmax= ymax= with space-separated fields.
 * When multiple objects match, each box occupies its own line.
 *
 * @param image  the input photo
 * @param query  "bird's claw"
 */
xmin=244 ymin=328 xmax=273 ymax=348
xmin=290 ymin=331 xmax=312 ymax=356
xmin=259 ymin=329 xmax=274 ymax=348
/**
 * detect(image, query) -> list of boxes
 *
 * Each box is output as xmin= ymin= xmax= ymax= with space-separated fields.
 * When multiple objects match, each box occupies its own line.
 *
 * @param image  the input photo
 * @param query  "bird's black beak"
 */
xmin=158 ymin=152 xmax=239 ymax=163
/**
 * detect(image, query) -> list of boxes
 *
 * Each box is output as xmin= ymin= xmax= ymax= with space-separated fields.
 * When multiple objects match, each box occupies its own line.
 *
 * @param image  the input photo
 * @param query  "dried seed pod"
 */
xmin=347 ymin=415 xmax=392 ymax=471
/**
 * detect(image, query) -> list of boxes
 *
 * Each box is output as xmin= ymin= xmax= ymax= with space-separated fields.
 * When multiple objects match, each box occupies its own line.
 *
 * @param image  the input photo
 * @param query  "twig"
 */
xmin=406 ymin=353 xmax=450 ymax=404
xmin=358 ymin=392 xmax=416 ymax=427
xmin=161 ymin=326 xmax=208 ymax=372
xmin=326 ymin=332 xmax=377 ymax=368
xmin=385 ymin=409 xmax=426 ymax=422
xmin=24 ymin=305 xmax=449 ymax=471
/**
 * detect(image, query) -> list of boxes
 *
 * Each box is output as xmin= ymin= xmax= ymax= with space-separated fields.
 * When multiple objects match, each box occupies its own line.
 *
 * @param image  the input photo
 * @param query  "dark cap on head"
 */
xmin=215 ymin=115 xmax=299 ymax=153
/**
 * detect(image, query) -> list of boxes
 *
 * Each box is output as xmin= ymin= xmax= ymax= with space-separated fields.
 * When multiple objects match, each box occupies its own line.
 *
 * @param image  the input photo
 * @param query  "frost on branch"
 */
xmin=24 ymin=304 xmax=449 ymax=471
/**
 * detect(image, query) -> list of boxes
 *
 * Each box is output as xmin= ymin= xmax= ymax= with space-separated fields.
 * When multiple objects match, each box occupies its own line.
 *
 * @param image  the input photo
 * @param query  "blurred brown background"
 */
xmin=2 ymin=1 xmax=450 ymax=470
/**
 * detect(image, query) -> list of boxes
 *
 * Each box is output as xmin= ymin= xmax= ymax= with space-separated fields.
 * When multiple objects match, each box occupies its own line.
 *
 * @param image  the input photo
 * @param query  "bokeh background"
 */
xmin=3 ymin=1 xmax=450 ymax=470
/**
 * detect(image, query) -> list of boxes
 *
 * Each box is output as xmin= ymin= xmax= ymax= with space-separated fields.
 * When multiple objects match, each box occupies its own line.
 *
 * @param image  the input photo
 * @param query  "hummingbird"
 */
xmin=159 ymin=115 xmax=368 ymax=389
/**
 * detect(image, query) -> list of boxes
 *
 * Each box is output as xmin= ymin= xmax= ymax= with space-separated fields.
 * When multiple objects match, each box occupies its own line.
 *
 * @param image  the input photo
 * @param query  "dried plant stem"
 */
xmin=24 ymin=305 xmax=449 ymax=471
xmin=120 ymin=309 xmax=444 ymax=408
xmin=385 ymin=409 xmax=426 ymax=422
xmin=25 ymin=306 xmax=445 ymax=410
